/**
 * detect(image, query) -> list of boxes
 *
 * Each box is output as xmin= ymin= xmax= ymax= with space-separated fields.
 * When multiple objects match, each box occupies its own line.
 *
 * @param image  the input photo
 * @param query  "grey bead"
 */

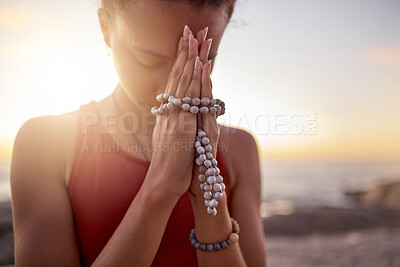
xmin=201 ymin=97 xmax=210 ymax=105
xmin=210 ymin=99 xmax=216 ymax=105
xmin=182 ymin=96 xmax=191 ymax=103
xmin=207 ymin=244 xmax=214 ymax=251
xmin=199 ymin=154 xmax=207 ymax=162
xmin=190 ymin=106 xmax=199 ymax=113
xmin=227 ymin=240 xmax=232 ymax=245
xmin=198 ymin=130 xmax=206 ymax=138
xmin=205 ymin=144 xmax=212 ymax=152
xmin=221 ymin=241 xmax=228 ymax=248
xmin=214 ymin=167 xmax=220 ymax=175
xmin=191 ymin=239 xmax=197 ymax=246
xmin=217 ymin=105 xmax=222 ymax=114
xmin=173 ymin=98 xmax=182 ymax=106
xmin=204 ymin=199 xmax=211 ymax=207
xmin=216 ymin=99 xmax=222 ymax=105
xmin=205 ymin=168 xmax=214 ymax=176
xmin=203 ymin=184 xmax=212 ymax=191
xmin=201 ymin=136 xmax=210 ymax=145
xmin=198 ymin=174 xmax=205 ymax=182
xmin=192 ymin=97 xmax=201 ymax=106
xmin=200 ymin=182 xmax=205 ymax=190
xmin=196 ymin=157 xmax=203 ymax=166
xmin=199 ymin=166 xmax=206 ymax=173
xmin=214 ymin=192 xmax=223 ymax=201
xmin=211 ymin=158 xmax=218 ymax=167
xmin=195 ymin=140 xmax=202 ymax=148
xmin=213 ymin=183 xmax=222 ymax=192
xmin=182 ymin=103 xmax=190 ymax=111
xmin=200 ymin=244 xmax=206 ymax=251
xmin=205 ymin=152 xmax=213 ymax=159
xmin=199 ymin=107 xmax=209 ymax=114
xmin=213 ymin=243 xmax=221 ymax=251
xmin=209 ymin=106 xmax=217 ymax=114
xmin=216 ymin=175 xmax=223 ymax=183
xmin=204 ymin=160 xmax=212 ymax=168
xmin=196 ymin=146 xmax=205 ymax=155
xmin=204 ymin=191 xmax=212 ymax=200
xmin=195 ymin=242 xmax=201 ymax=249
xmin=206 ymin=175 xmax=216 ymax=184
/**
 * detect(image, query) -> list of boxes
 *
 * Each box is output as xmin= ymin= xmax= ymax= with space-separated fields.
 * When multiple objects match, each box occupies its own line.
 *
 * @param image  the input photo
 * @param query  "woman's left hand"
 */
xmin=188 ymin=28 xmax=221 ymax=197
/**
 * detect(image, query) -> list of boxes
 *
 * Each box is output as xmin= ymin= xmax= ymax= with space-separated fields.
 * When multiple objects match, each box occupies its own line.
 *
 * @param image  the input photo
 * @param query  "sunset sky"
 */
xmin=0 ymin=0 xmax=399 ymax=162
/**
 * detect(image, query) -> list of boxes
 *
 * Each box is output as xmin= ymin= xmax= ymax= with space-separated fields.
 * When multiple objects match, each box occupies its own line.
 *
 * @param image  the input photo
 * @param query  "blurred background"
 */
xmin=1 ymin=0 xmax=400 ymax=266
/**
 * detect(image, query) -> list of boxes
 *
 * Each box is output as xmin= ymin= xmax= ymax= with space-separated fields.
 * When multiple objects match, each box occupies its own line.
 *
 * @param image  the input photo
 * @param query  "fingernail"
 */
xmin=183 ymin=25 xmax=189 ymax=40
xmin=207 ymin=38 xmax=212 ymax=55
xmin=195 ymin=56 xmax=201 ymax=70
xmin=203 ymin=27 xmax=208 ymax=41
xmin=189 ymin=33 xmax=194 ymax=48
xmin=208 ymin=60 xmax=212 ymax=72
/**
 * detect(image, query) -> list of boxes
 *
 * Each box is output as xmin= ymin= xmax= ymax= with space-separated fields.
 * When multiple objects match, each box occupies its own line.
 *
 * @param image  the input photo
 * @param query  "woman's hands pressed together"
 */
xmin=147 ymin=24 xmax=218 ymax=199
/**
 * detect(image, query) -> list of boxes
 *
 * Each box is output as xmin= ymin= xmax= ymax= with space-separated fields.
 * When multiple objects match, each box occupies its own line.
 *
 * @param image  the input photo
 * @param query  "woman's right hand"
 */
xmin=146 ymin=25 xmax=212 ymax=198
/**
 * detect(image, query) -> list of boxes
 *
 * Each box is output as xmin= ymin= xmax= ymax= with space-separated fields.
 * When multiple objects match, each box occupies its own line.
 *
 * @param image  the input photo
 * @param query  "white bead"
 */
xmin=206 ymin=176 xmax=216 ymax=184
xmin=198 ymin=174 xmax=205 ymax=182
xmin=216 ymin=175 xmax=223 ymax=183
xmin=197 ymin=146 xmax=205 ymax=154
xmin=204 ymin=199 xmax=211 ymax=207
xmin=204 ymin=183 xmax=212 ymax=191
xmin=214 ymin=167 xmax=220 ymax=175
xmin=162 ymin=103 xmax=168 ymax=110
xmin=157 ymin=107 xmax=164 ymax=114
xmin=210 ymin=99 xmax=216 ymax=105
xmin=201 ymin=137 xmax=210 ymax=145
xmin=213 ymin=183 xmax=222 ymax=192
xmin=200 ymin=182 xmax=205 ymax=190
xmin=204 ymin=191 xmax=212 ymax=200
xmin=209 ymin=199 xmax=219 ymax=208
xmin=209 ymin=106 xmax=217 ymax=113
xmin=204 ymin=160 xmax=212 ymax=168
xmin=198 ymin=130 xmax=206 ymax=138
xmin=199 ymin=154 xmax=206 ymax=162
xmin=192 ymin=98 xmax=201 ymax=106
xmin=163 ymin=93 xmax=171 ymax=100
xmin=167 ymin=102 xmax=175 ymax=110
xmin=205 ymin=168 xmax=214 ymax=176
xmin=156 ymin=94 xmax=164 ymax=102
xmin=190 ymin=106 xmax=199 ymax=113
xmin=182 ymin=103 xmax=190 ymax=111
xmin=182 ymin=97 xmax=191 ymax=103
xmin=217 ymin=105 xmax=222 ymax=114
xmin=207 ymin=207 xmax=217 ymax=216
xmin=173 ymin=98 xmax=182 ymax=106
xmin=220 ymin=183 xmax=226 ymax=192
xmin=168 ymin=95 xmax=174 ymax=102
xmin=201 ymin=97 xmax=210 ymax=105
xmin=199 ymin=107 xmax=209 ymax=114
xmin=205 ymin=152 xmax=213 ymax=159
xmin=211 ymin=158 xmax=218 ymax=167
xmin=214 ymin=192 xmax=223 ymax=200
xmin=205 ymin=144 xmax=212 ymax=152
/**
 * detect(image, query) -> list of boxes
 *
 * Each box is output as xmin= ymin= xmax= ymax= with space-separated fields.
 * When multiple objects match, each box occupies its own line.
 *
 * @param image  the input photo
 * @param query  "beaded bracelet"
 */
xmin=189 ymin=217 xmax=240 ymax=251
xmin=151 ymin=93 xmax=226 ymax=216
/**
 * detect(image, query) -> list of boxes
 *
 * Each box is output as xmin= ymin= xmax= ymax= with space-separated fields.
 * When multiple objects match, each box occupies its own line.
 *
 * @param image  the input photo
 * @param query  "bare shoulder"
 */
xmin=11 ymin=109 xmax=80 ymax=186
xmin=218 ymin=124 xmax=260 ymax=189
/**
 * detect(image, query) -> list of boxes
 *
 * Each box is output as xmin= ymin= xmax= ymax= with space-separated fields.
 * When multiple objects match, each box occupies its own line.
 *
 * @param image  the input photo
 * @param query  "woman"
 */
xmin=10 ymin=0 xmax=266 ymax=266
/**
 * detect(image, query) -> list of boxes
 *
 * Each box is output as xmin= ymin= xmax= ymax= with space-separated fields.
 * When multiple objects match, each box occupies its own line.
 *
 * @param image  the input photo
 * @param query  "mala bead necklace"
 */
xmin=151 ymin=93 xmax=226 ymax=216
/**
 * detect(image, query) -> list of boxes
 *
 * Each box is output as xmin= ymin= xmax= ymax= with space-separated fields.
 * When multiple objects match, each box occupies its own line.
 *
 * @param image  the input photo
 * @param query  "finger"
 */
xmin=175 ymin=33 xmax=199 ymax=98
xmin=166 ymin=25 xmax=190 ymax=96
xmin=195 ymin=27 xmax=208 ymax=50
xmin=199 ymin=38 xmax=212 ymax=64
xmin=185 ymin=56 xmax=202 ymax=105
xmin=175 ymin=36 xmax=183 ymax=57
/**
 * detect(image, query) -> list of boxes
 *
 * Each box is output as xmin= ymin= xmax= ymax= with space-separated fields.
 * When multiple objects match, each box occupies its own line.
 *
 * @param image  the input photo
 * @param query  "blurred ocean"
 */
xmin=1 ymin=161 xmax=400 ymax=214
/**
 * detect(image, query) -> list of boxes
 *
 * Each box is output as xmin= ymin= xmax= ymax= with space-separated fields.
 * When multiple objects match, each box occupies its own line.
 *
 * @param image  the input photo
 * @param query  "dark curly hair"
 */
xmin=101 ymin=0 xmax=237 ymax=22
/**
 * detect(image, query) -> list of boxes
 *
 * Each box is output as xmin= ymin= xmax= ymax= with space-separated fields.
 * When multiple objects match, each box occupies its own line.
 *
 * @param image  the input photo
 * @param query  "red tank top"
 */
xmin=68 ymin=100 xmax=231 ymax=266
